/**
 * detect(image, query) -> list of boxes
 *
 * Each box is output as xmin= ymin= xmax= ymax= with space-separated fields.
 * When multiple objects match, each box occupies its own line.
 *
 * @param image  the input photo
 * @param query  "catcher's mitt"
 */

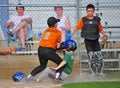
xmin=101 ymin=35 xmax=108 ymax=49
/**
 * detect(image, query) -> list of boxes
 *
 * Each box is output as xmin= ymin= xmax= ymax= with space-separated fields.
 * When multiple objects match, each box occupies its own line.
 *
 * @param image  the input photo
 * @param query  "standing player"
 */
xmin=72 ymin=4 xmax=108 ymax=76
xmin=27 ymin=17 xmax=63 ymax=79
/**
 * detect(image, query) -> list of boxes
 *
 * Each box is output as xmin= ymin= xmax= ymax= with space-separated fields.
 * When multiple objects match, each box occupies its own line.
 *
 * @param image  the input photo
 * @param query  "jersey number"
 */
xmin=44 ymin=32 xmax=50 ymax=40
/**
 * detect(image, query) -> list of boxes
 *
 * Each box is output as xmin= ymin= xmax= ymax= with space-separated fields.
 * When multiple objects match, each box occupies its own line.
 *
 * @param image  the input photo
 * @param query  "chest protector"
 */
xmin=81 ymin=16 xmax=101 ymax=40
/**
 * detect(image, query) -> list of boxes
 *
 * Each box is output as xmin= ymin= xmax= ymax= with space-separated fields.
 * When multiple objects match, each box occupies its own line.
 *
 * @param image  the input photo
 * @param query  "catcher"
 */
xmin=72 ymin=4 xmax=108 ymax=76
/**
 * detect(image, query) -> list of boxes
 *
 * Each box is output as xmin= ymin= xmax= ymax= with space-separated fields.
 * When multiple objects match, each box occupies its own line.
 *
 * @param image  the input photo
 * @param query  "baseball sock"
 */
xmin=55 ymin=72 xmax=60 ymax=79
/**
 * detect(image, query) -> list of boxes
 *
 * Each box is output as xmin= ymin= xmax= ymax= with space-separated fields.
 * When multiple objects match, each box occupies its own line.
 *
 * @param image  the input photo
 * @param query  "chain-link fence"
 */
xmin=0 ymin=0 xmax=120 ymax=85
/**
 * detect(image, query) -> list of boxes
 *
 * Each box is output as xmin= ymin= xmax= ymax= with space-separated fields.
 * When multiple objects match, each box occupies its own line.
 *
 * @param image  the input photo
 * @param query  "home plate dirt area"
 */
xmin=0 ymin=54 xmax=120 ymax=88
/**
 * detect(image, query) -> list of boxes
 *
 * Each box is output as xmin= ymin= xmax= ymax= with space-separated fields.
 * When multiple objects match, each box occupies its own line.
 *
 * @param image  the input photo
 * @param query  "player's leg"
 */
xmin=27 ymin=47 xmax=48 ymax=79
xmin=36 ymin=67 xmax=56 ymax=82
xmin=94 ymin=51 xmax=104 ymax=75
xmin=11 ymin=21 xmax=28 ymax=35
xmin=48 ymin=49 xmax=63 ymax=81
xmin=61 ymin=30 xmax=66 ymax=42
xmin=18 ymin=31 xmax=26 ymax=49
xmin=84 ymin=39 xmax=97 ymax=75
xmin=93 ymin=39 xmax=104 ymax=76
xmin=15 ymin=21 xmax=28 ymax=49
xmin=88 ymin=51 xmax=97 ymax=74
xmin=60 ymin=71 xmax=69 ymax=80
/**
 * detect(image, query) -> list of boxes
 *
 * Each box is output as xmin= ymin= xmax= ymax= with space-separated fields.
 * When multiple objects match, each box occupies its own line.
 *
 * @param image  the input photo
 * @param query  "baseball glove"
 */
xmin=101 ymin=35 xmax=108 ymax=49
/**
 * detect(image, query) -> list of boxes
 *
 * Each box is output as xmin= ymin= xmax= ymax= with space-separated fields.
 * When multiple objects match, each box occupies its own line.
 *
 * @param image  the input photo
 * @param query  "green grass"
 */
xmin=63 ymin=81 xmax=120 ymax=88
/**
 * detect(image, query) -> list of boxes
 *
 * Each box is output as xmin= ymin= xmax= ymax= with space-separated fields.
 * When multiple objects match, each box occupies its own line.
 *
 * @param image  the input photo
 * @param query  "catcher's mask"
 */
xmin=12 ymin=72 xmax=26 ymax=82
xmin=63 ymin=39 xmax=77 ymax=51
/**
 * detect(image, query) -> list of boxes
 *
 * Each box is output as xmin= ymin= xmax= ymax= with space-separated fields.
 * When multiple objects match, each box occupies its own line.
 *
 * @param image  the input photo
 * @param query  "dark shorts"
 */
xmin=84 ymin=39 xmax=101 ymax=52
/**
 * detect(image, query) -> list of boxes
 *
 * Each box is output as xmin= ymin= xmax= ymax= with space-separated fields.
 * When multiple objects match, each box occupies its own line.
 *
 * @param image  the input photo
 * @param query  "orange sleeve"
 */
xmin=98 ymin=22 xmax=104 ymax=32
xmin=75 ymin=18 xmax=84 ymax=30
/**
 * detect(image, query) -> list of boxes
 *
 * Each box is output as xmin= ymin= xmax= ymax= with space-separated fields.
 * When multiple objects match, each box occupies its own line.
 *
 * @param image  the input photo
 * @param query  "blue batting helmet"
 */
xmin=63 ymin=39 xmax=77 ymax=51
xmin=12 ymin=72 xmax=26 ymax=82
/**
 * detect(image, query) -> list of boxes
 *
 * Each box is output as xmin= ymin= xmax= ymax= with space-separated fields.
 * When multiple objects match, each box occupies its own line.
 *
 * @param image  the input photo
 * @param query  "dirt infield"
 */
xmin=0 ymin=54 xmax=79 ymax=88
xmin=0 ymin=54 xmax=120 ymax=88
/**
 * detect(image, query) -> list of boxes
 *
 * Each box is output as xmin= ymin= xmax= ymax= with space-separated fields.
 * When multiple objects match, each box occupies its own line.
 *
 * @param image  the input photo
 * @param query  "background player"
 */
xmin=72 ymin=4 xmax=108 ymax=76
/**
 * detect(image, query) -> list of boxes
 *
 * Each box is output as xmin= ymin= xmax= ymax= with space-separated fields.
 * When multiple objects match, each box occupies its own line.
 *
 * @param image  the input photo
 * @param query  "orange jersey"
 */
xmin=39 ymin=27 xmax=61 ymax=49
xmin=76 ymin=16 xmax=103 ymax=32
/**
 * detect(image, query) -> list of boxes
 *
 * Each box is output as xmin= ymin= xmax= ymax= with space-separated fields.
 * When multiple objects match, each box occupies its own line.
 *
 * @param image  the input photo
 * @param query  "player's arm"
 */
xmin=59 ymin=17 xmax=71 ymax=32
xmin=98 ymin=22 xmax=108 ymax=48
xmin=98 ymin=22 xmax=108 ymax=39
xmin=26 ymin=17 xmax=32 ymax=24
xmin=56 ymin=42 xmax=61 ymax=49
xmin=98 ymin=22 xmax=106 ymax=36
xmin=65 ymin=17 xmax=71 ymax=31
xmin=72 ymin=27 xmax=77 ymax=36
xmin=50 ymin=61 xmax=67 ymax=71
xmin=72 ymin=18 xmax=83 ymax=36
xmin=56 ymin=31 xmax=62 ymax=49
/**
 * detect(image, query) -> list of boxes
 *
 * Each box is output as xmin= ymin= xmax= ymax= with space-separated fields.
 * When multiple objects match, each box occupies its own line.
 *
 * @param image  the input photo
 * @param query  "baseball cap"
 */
xmin=47 ymin=17 xmax=60 ymax=27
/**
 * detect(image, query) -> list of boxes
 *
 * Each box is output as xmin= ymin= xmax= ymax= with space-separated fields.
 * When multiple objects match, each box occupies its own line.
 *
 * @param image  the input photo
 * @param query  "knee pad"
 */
xmin=89 ymin=63 xmax=97 ymax=73
xmin=88 ymin=51 xmax=96 ymax=59
xmin=88 ymin=51 xmax=97 ymax=63
xmin=97 ymin=58 xmax=103 ymax=73
xmin=94 ymin=51 xmax=102 ymax=59
xmin=97 ymin=58 xmax=103 ymax=67
xmin=89 ymin=58 xmax=97 ymax=73
xmin=94 ymin=51 xmax=103 ymax=73
xmin=88 ymin=52 xmax=97 ymax=73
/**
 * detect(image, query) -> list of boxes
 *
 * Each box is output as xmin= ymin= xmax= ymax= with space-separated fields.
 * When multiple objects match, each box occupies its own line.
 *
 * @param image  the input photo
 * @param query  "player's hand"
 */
xmin=9 ymin=21 xmax=14 ymax=26
xmin=21 ymin=19 xmax=27 ymax=22
xmin=102 ymin=34 xmax=108 ymax=42
xmin=50 ymin=67 xmax=57 ymax=71
xmin=5 ymin=21 xmax=14 ymax=28
xmin=60 ymin=27 xmax=65 ymax=30
xmin=101 ymin=34 xmax=108 ymax=48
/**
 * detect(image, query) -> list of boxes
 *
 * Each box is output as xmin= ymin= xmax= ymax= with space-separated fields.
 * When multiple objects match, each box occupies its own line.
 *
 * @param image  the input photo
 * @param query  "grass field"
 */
xmin=63 ymin=81 xmax=120 ymax=88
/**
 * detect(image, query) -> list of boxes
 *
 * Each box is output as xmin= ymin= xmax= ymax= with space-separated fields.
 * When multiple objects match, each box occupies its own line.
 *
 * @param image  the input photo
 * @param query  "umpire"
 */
xmin=27 ymin=17 xmax=63 ymax=79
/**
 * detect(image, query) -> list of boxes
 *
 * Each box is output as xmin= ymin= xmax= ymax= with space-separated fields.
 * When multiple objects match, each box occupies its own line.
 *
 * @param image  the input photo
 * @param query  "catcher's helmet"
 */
xmin=63 ymin=39 xmax=77 ymax=51
xmin=12 ymin=72 xmax=26 ymax=82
